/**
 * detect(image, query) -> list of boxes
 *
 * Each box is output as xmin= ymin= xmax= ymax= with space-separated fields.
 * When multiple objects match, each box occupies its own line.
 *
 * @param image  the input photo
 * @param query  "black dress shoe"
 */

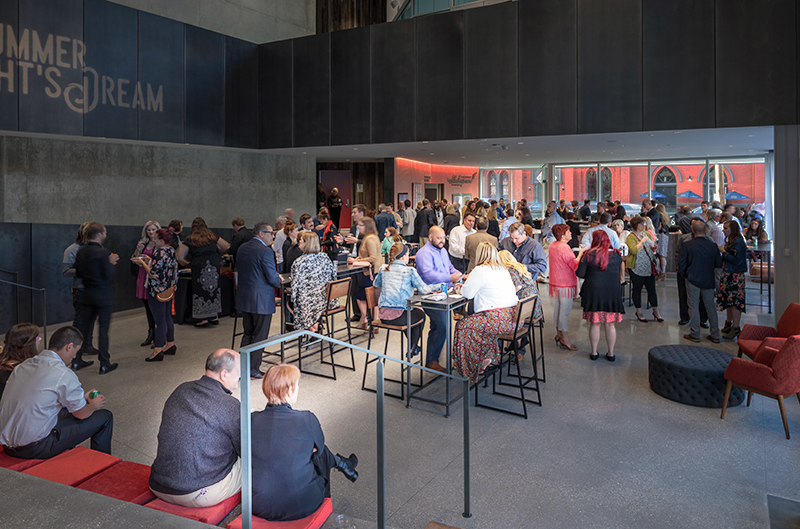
xmin=99 ymin=363 xmax=118 ymax=375
xmin=71 ymin=359 xmax=94 ymax=371
xmin=678 ymin=320 xmax=690 ymax=326
xmin=335 ymin=453 xmax=358 ymax=483
xmin=250 ymin=370 xmax=265 ymax=380
xmin=162 ymin=345 xmax=177 ymax=355
xmin=700 ymin=321 xmax=709 ymax=329
xmin=141 ymin=329 xmax=155 ymax=347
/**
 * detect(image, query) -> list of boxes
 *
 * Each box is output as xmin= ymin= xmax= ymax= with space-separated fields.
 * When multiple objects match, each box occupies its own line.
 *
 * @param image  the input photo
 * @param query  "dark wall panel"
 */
xmin=0 ymin=0 xmax=19 ymax=132
xmin=577 ymin=0 xmax=642 ymax=134
xmin=465 ymin=2 xmax=518 ymax=139
xmin=0 ymin=224 xmax=32 ymax=332
xmin=371 ymin=18 xmax=415 ymax=144
xmin=31 ymin=224 xmax=81 ymax=326
xmin=225 ymin=37 xmax=258 ymax=148
xmin=716 ymin=0 xmax=797 ymax=127
xmin=293 ymin=33 xmax=330 ymax=147
xmin=185 ymin=26 xmax=224 ymax=146
xmin=18 ymin=0 xmax=83 ymax=136
xmin=331 ymin=26 xmax=370 ymax=146
xmin=643 ymin=0 xmax=714 ymax=131
xmin=519 ymin=0 xmax=577 ymax=136
xmin=258 ymin=40 xmax=293 ymax=149
xmin=83 ymin=0 xmax=138 ymax=140
xmin=416 ymin=10 xmax=464 ymax=141
xmin=138 ymin=12 xmax=184 ymax=143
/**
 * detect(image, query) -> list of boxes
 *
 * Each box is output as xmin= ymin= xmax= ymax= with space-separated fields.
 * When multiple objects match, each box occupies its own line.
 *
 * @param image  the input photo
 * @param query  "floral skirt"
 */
xmin=582 ymin=311 xmax=624 ymax=323
xmin=716 ymin=271 xmax=746 ymax=312
xmin=451 ymin=306 xmax=516 ymax=383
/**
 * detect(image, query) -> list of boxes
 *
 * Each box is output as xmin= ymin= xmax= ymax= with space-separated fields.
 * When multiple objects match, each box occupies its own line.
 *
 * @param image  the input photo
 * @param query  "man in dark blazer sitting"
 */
xmin=235 ymin=222 xmax=282 ymax=379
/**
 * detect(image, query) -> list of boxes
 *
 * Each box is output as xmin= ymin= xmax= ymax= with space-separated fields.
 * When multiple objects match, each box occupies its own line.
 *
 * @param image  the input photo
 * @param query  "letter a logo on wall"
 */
xmin=0 ymin=23 xmax=165 ymax=114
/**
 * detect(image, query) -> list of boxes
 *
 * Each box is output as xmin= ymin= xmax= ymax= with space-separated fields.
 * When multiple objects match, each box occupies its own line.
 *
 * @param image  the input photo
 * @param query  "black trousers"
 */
xmin=629 ymin=271 xmax=658 ymax=309
xmin=241 ymin=312 xmax=272 ymax=375
xmin=75 ymin=301 xmax=112 ymax=367
xmin=71 ymin=289 xmax=94 ymax=348
xmin=677 ymin=274 xmax=708 ymax=322
xmin=311 ymin=445 xmax=337 ymax=499
xmin=450 ymin=256 xmax=467 ymax=274
xmin=4 ymin=407 xmax=113 ymax=459
xmin=380 ymin=308 xmax=426 ymax=351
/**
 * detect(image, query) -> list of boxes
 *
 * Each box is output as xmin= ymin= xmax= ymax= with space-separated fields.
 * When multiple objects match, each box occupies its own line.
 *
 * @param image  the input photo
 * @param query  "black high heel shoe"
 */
xmin=145 ymin=351 xmax=164 ymax=362
xmin=652 ymin=311 xmax=664 ymax=323
xmin=162 ymin=345 xmax=177 ymax=355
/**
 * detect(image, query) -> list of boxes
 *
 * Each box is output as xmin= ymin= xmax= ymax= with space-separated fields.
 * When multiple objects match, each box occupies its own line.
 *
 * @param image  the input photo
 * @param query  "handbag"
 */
xmin=156 ymin=286 xmax=174 ymax=303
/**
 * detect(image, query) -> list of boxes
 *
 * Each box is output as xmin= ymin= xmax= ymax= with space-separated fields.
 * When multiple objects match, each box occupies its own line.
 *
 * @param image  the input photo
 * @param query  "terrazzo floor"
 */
xmin=6 ymin=275 xmax=796 ymax=529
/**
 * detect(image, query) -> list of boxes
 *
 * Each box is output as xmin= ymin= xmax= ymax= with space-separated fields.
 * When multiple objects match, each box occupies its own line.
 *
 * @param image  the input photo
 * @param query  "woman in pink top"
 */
xmin=548 ymin=224 xmax=586 ymax=350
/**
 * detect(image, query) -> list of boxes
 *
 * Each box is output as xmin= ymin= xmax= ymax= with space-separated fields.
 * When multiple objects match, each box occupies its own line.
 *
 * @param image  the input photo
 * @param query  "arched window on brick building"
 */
xmin=586 ymin=168 xmax=597 ymax=203
xmin=654 ymin=167 xmax=677 ymax=209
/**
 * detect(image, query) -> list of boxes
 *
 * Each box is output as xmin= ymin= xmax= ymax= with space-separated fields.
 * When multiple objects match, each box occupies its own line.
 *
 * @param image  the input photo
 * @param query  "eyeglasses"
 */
xmin=263 ymin=231 xmax=274 ymax=235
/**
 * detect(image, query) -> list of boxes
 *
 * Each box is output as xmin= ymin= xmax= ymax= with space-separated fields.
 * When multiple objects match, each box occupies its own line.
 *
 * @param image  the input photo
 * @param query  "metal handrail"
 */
xmin=238 ymin=329 xmax=472 ymax=529
xmin=0 ymin=278 xmax=47 ymax=344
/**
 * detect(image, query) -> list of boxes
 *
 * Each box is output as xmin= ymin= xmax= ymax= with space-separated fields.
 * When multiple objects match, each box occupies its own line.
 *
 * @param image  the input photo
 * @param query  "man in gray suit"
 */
xmin=235 ymin=222 xmax=282 ymax=379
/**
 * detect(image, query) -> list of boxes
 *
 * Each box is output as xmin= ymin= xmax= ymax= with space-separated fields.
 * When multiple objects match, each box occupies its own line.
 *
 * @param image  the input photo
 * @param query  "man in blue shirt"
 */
xmin=374 ymin=203 xmax=397 ymax=236
xmin=541 ymin=201 xmax=565 ymax=243
xmin=414 ymin=226 xmax=463 ymax=372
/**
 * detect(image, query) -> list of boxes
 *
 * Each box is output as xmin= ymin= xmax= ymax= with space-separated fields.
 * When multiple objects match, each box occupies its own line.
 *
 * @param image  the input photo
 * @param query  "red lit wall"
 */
xmin=394 ymin=158 xmax=481 ymax=205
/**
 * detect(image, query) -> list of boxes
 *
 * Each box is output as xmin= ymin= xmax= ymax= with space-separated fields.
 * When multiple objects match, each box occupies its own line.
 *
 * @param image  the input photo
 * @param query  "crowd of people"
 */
xmin=0 ymin=185 xmax=772 ymax=523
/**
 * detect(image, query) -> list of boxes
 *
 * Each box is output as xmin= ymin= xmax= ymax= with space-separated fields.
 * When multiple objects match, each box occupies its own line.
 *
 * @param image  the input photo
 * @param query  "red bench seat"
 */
xmin=22 ymin=446 xmax=121 ymax=486
xmin=77 ymin=460 xmax=156 ymax=505
xmin=226 ymin=497 xmax=332 ymax=529
xmin=146 ymin=491 xmax=241 ymax=525
xmin=0 ymin=447 xmax=44 ymax=471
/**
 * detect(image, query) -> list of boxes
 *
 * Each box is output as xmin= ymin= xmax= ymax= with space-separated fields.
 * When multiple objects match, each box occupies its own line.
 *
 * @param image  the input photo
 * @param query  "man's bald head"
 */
xmin=428 ymin=225 xmax=446 ymax=249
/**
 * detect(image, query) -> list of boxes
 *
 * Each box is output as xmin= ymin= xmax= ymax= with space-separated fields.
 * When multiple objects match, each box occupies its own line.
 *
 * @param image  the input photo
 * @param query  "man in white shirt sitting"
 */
xmin=0 ymin=326 xmax=112 ymax=459
xmin=448 ymin=212 xmax=476 ymax=274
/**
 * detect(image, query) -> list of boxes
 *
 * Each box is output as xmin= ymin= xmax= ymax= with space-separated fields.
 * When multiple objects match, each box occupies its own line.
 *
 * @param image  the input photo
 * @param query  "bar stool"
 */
xmin=525 ymin=312 xmax=546 ymax=383
xmin=361 ymin=286 xmax=423 ymax=399
xmin=230 ymin=272 xmax=244 ymax=348
xmin=319 ymin=278 xmax=356 ymax=372
xmin=474 ymin=295 xmax=541 ymax=418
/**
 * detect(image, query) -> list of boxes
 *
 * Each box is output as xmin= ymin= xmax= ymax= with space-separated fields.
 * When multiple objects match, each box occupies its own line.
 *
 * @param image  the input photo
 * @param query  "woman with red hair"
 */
xmin=577 ymin=231 xmax=626 ymax=361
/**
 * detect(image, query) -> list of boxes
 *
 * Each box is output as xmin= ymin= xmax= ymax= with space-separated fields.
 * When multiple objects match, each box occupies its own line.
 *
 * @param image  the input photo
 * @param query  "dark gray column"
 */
xmin=773 ymin=125 xmax=800 ymax=317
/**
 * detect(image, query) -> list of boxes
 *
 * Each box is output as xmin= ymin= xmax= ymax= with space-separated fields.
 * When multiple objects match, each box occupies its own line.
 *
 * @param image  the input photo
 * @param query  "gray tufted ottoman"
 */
xmin=648 ymin=345 xmax=745 ymax=408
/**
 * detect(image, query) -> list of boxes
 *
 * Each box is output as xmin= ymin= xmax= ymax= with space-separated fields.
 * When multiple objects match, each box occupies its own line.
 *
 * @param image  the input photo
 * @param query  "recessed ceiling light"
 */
xmin=518 ymin=141 xmax=524 ymax=145
xmin=674 ymin=131 xmax=683 ymax=134
xmin=649 ymin=134 xmax=655 ymax=137
xmin=346 ymin=159 xmax=350 ymax=161
xmin=525 ymin=154 xmax=530 ymax=157
xmin=302 ymin=152 xmax=306 ymax=154
xmin=422 ymin=141 xmax=428 ymax=144
xmin=729 ymin=145 xmax=734 ymax=148
xmin=353 ymin=147 xmax=358 ymax=150
xmin=748 ymin=135 xmax=755 ymax=138
xmin=462 ymin=156 xmax=465 ymax=159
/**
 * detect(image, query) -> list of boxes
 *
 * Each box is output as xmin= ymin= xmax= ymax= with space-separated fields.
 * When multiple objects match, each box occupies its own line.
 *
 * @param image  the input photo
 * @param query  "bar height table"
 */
xmin=745 ymin=241 xmax=772 ymax=314
xmin=406 ymin=293 xmax=469 ymax=417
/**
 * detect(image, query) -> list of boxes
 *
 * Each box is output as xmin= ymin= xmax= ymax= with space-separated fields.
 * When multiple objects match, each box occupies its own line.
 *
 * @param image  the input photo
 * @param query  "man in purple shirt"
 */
xmin=415 ymin=226 xmax=463 ymax=372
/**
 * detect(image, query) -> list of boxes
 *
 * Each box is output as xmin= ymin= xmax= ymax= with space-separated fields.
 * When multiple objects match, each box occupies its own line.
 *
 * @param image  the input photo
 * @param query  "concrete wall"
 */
xmin=0 ymin=134 xmax=316 ymax=229
xmin=108 ymin=0 xmax=315 ymax=43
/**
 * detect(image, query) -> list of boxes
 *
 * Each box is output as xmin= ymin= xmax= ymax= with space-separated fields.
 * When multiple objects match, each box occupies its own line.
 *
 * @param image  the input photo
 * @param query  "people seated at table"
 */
xmin=374 ymin=242 xmax=432 ymax=358
xmin=415 ymin=226 xmax=463 ymax=373
xmin=291 ymin=232 xmax=338 ymax=334
xmin=577 ymin=231 xmax=626 ymax=361
xmin=0 ymin=323 xmax=41 ymax=400
xmin=743 ymin=216 xmax=769 ymax=243
xmin=252 ymin=364 xmax=358 ymax=522
xmin=611 ymin=219 xmax=630 ymax=256
xmin=149 ymin=349 xmax=242 ymax=507
xmin=349 ymin=216 xmax=384 ymax=330
xmin=0 ymin=326 xmax=113 ymax=459
xmin=452 ymin=242 xmax=518 ymax=382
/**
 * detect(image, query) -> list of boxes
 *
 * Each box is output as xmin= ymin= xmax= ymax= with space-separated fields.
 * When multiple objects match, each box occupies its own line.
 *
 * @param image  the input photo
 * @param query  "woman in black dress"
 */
xmin=176 ymin=217 xmax=230 ymax=326
xmin=577 ymin=230 xmax=625 ymax=362
xmin=326 ymin=187 xmax=344 ymax=228
xmin=251 ymin=364 xmax=358 ymax=521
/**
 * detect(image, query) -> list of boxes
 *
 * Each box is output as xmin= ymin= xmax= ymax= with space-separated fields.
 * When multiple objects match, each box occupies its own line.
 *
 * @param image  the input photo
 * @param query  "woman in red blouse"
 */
xmin=548 ymin=224 xmax=586 ymax=350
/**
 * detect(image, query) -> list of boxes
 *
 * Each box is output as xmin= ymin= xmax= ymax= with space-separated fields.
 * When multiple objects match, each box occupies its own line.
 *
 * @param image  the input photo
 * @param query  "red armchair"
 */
xmin=737 ymin=302 xmax=800 ymax=359
xmin=721 ymin=336 xmax=800 ymax=439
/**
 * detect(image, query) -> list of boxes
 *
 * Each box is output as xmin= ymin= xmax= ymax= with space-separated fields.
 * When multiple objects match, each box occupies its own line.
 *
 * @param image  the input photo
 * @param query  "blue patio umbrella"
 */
xmin=640 ymin=190 xmax=666 ymax=199
xmin=725 ymin=191 xmax=751 ymax=201
xmin=676 ymin=190 xmax=703 ymax=200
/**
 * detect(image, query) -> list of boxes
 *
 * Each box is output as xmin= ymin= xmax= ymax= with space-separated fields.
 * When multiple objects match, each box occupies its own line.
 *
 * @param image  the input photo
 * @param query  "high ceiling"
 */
xmin=265 ymin=126 xmax=773 ymax=168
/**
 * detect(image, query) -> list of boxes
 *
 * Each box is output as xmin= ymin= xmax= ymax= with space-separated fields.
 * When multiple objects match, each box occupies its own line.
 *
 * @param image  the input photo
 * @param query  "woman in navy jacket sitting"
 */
xmin=251 ymin=364 xmax=358 ymax=521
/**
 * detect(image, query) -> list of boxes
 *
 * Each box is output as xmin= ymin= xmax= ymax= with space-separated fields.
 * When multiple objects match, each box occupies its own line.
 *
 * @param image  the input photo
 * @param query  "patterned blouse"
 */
xmin=147 ymin=246 xmax=178 ymax=297
xmin=291 ymin=253 xmax=338 ymax=331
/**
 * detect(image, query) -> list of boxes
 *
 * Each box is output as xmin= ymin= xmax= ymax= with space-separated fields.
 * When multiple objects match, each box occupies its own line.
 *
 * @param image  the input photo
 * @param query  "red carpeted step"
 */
xmin=146 ymin=491 xmax=241 ymax=525
xmin=0 ymin=447 xmax=44 ymax=471
xmin=22 ymin=446 xmax=121 ymax=486
xmin=225 ymin=498 xmax=332 ymax=529
xmin=76 ymin=460 xmax=156 ymax=505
